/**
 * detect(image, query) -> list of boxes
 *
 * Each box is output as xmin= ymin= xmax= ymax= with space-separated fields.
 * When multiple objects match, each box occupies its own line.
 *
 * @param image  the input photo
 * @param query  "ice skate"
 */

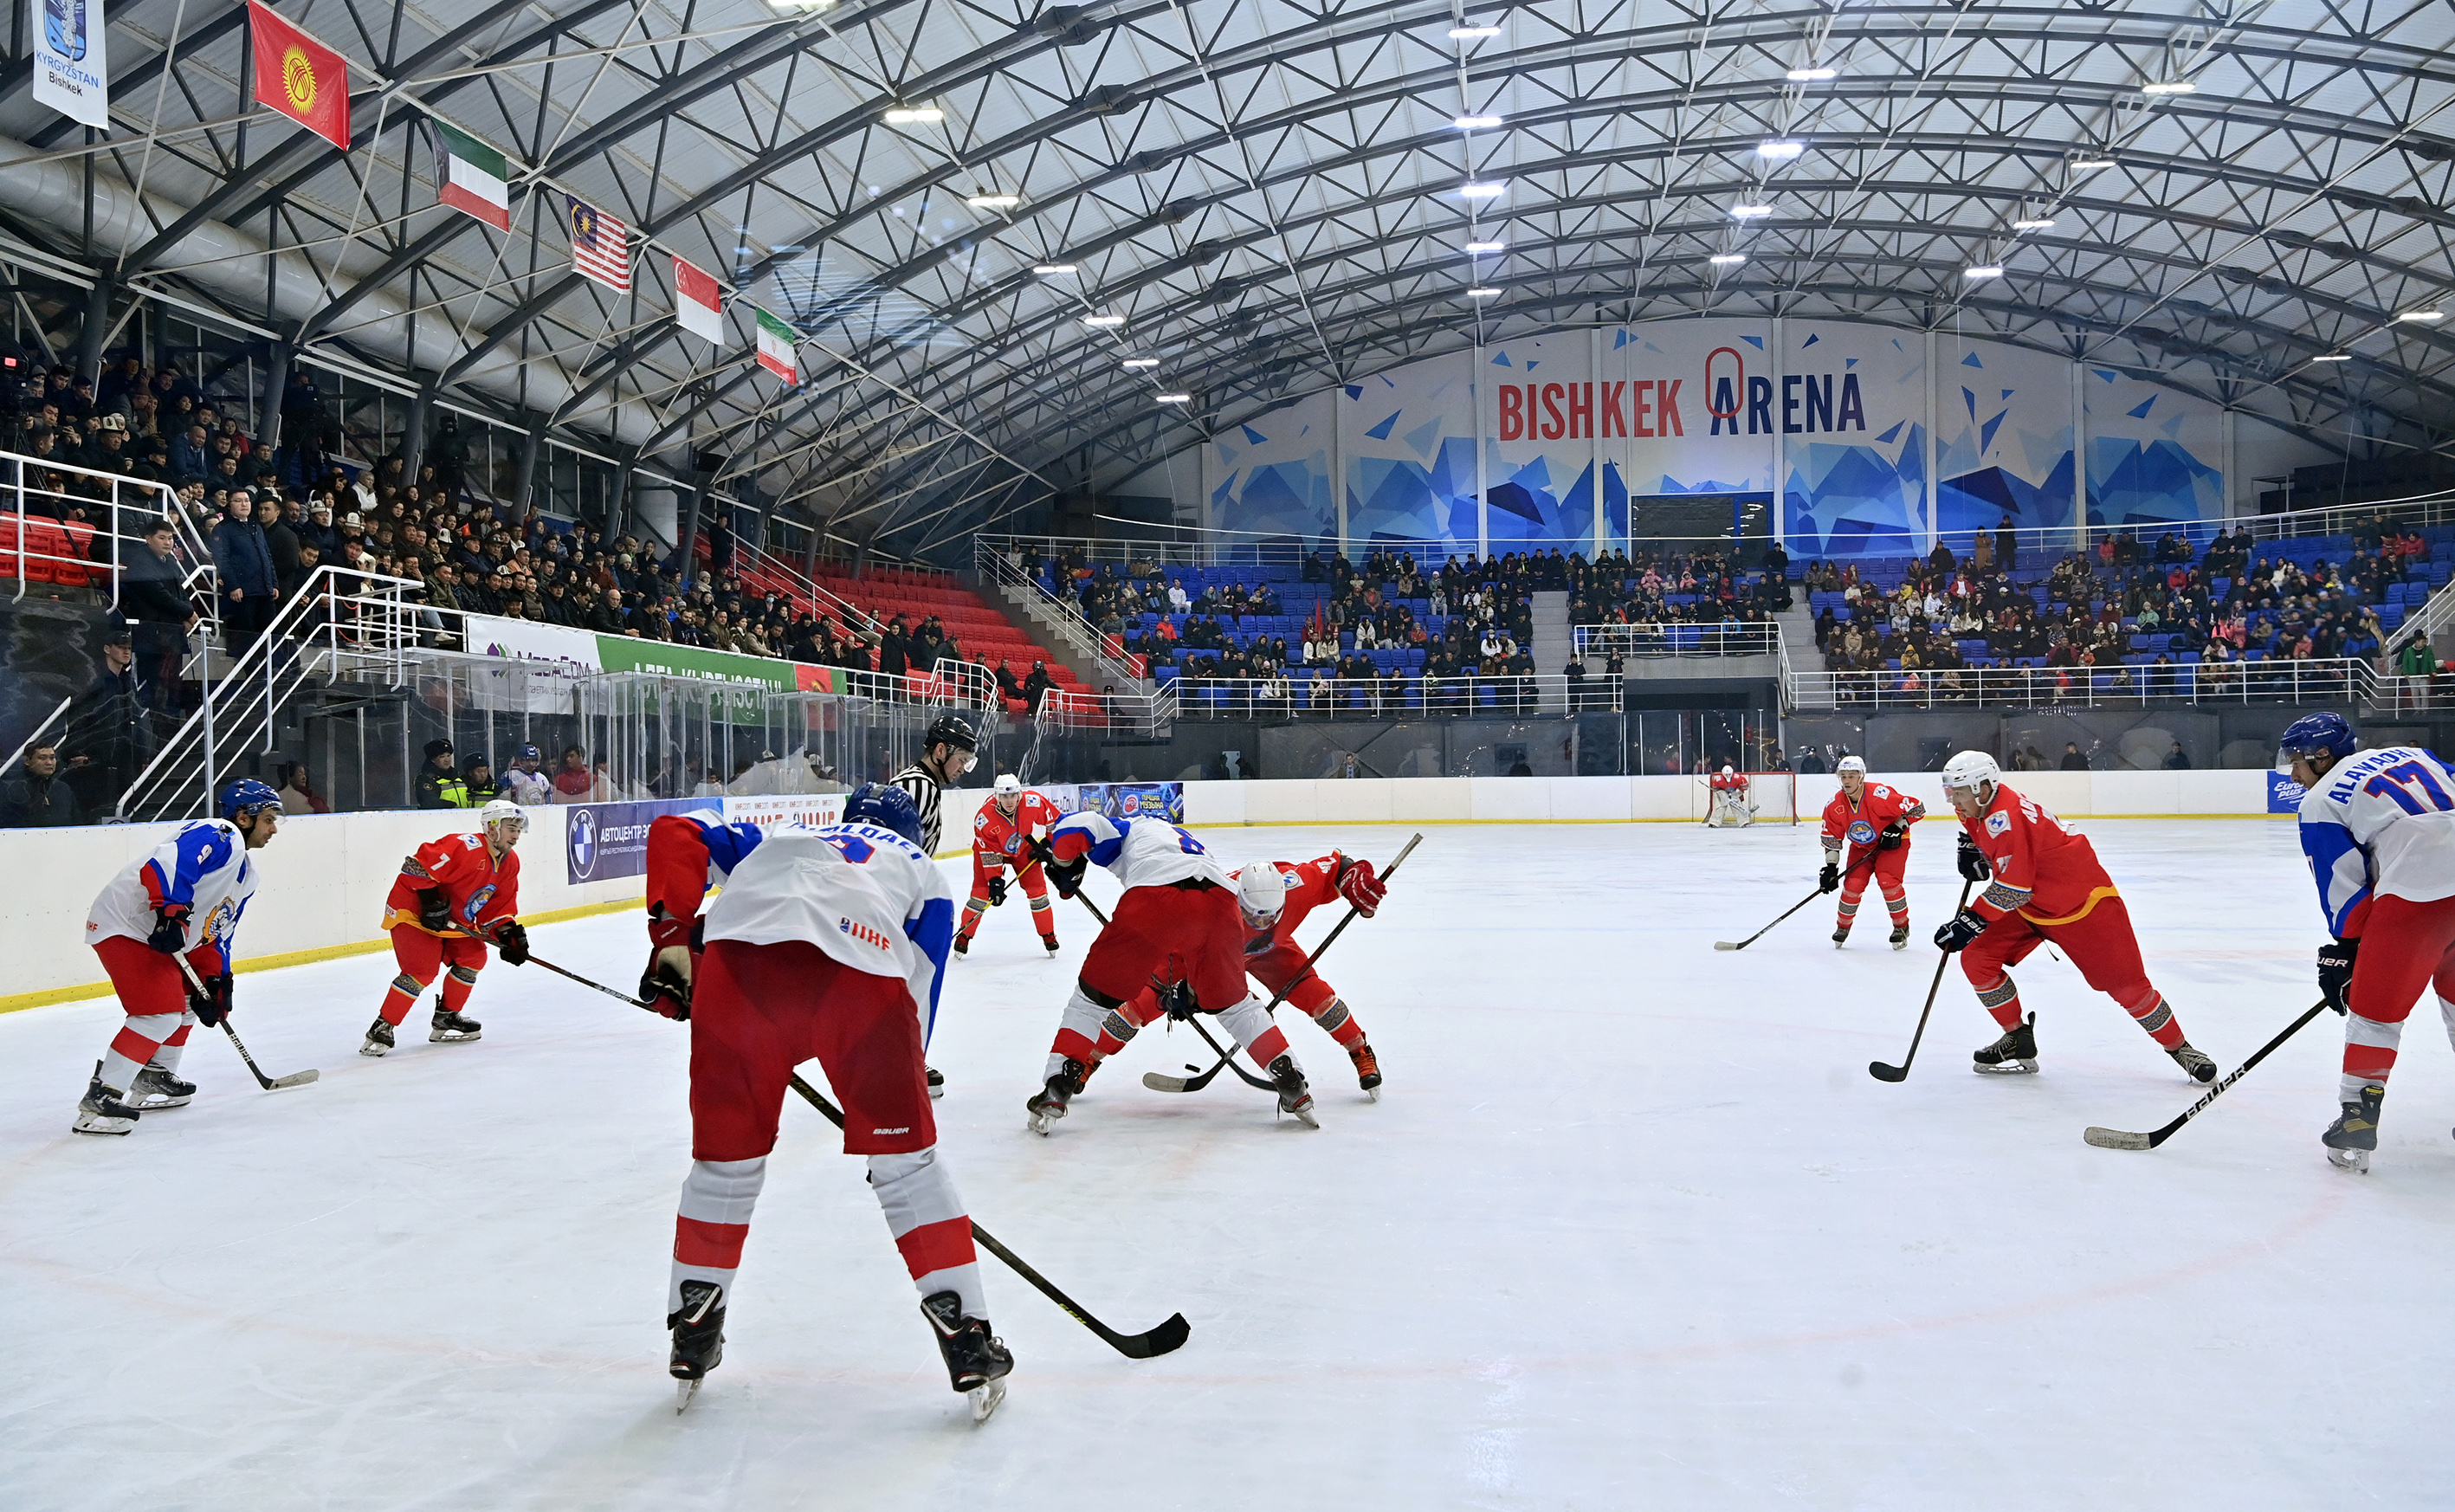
xmin=429 ymin=1009 xmax=482 ymax=1044
xmin=1348 ymin=1040 xmax=1382 ymax=1099
xmin=1832 ymin=925 xmax=1850 ymax=948
xmin=2168 ymin=1041 xmax=2217 ymax=1084
xmin=1266 ymin=1053 xmax=1318 ymax=1128
xmin=953 ymin=934 xmax=970 ymax=957
xmin=668 ymin=1279 xmax=726 ymax=1412
xmin=2323 ymin=1083 xmax=2384 ymax=1173
xmin=1973 ymin=1012 xmax=2038 ymax=1075
xmin=128 ymin=1064 xmax=197 ymax=1109
xmin=359 ymin=1018 xmax=396 ymax=1056
xmin=927 ymin=1065 xmax=946 ymax=1098
xmin=1026 ymin=1058 xmax=1086 ymax=1134
xmin=1043 ymin=933 xmax=1061 ymax=955
xmin=1889 ymin=924 xmax=1910 ymax=952
xmin=73 ymin=1075 xmax=142 ymax=1135
xmin=920 ymin=1289 xmax=1012 ymax=1424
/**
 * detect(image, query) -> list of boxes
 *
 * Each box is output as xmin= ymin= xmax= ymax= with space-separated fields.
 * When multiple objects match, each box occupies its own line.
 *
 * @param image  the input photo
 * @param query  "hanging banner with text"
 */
xmin=32 ymin=0 xmax=112 ymax=128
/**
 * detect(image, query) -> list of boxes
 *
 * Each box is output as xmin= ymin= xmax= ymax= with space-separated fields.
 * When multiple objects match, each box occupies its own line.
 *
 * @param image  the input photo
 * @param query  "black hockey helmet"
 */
xmin=924 ymin=713 xmax=977 ymax=753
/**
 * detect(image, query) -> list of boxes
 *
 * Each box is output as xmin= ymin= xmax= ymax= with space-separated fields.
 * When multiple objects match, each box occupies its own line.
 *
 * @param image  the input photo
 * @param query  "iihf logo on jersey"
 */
xmin=840 ymin=917 xmax=892 ymax=952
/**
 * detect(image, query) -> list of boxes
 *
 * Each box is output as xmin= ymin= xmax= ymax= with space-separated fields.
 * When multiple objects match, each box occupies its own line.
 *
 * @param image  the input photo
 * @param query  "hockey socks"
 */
xmin=1306 ymin=996 xmax=1367 ymax=1049
xmin=1048 ymin=984 xmax=1121 ymax=1079
xmin=870 ymin=1147 xmax=985 ymax=1321
xmin=2124 ymin=988 xmax=2187 ymax=1050
xmin=1217 ymin=995 xmax=1293 ymax=1069
xmin=378 ymin=972 xmax=425 ymax=1028
xmin=102 ymin=1010 xmax=195 ymax=1091
xmin=671 ymin=1156 xmax=766 ymax=1313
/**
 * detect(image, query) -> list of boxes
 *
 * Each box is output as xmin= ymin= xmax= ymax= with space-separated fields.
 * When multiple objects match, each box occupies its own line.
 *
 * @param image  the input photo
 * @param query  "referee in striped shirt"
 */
xmin=894 ymin=714 xmax=979 ymax=1100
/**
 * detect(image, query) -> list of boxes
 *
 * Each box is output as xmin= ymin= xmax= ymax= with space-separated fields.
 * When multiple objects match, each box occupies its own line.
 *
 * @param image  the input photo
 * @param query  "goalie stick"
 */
xmin=1714 ymin=847 xmax=1880 ymax=952
xmin=537 ymin=954 xmax=1192 ymax=1360
xmin=1145 ymin=834 xmax=1424 ymax=1095
xmin=174 ymin=955 xmax=318 ymax=1089
xmin=1868 ymin=877 xmax=1976 ymax=1083
xmin=2084 ymin=1001 xmax=2331 ymax=1151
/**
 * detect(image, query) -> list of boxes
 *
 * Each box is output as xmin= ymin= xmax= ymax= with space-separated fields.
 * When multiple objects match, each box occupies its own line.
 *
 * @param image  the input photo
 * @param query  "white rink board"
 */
xmin=2 ymin=816 xmax=2448 ymax=1509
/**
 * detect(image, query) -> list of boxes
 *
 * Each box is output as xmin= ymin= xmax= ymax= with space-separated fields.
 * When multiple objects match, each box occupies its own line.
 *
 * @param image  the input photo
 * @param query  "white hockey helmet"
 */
xmin=1836 ymin=755 xmax=1867 ymax=775
xmin=1721 ymin=764 xmax=1735 ymax=775
xmin=1939 ymin=749 xmax=2001 ymax=793
xmin=478 ymin=797 xmax=527 ymax=840
xmin=1237 ymin=863 xmax=1288 ymax=924
xmin=992 ymin=772 xmax=1022 ymax=798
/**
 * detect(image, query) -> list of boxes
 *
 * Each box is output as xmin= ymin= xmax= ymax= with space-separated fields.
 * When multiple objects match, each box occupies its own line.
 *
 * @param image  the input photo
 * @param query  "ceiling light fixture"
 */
xmin=2141 ymin=80 xmax=2196 ymax=96
xmin=1156 ymin=392 xmax=1192 ymax=404
xmin=1122 ymin=358 xmax=1161 ymax=370
xmin=2397 ymin=309 xmax=2446 ymax=323
xmin=2071 ymin=157 xmax=2116 ymax=171
xmin=882 ymin=106 xmax=944 ymax=124
xmin=1786 ymin=67 xmax=1837 ymax=82
xmin=1465 ymin=287 xmax=1502 ymax=298
xmin=1082 ymin=313 xmax=1126 ymax=327
xmin=966 ymin=193 xmax=1022 ymax=209
xmin=1463 ymin=240 xmax=1507 ymax=254
xmin=1448 ymin=24 xmax=1502 ymax=39
xmin=767 ymin=0 xmax=833 ymax=10
xmin=1710 ymin=253 xmax=1747 ymax=266
xmin=1031 ymin=263 xmax=1077 ymax=275
xmin=1458 ymin=182 xmax=1508 ymax=199
xmin=1756 ymin=139 xmax=1806 ymax=159
xmin=1454 ymin=113 xmax=1506 ymax=130
xmin=2310 ymin=352 xmax=2354 ymax=362
xmin=1963 ymin=264 xmax=2005 ymax=280
xmin=1730 ymin=204 xmax=1775 ymax=218
xmin=2012 ymin=217 xmax=2057 ymax=231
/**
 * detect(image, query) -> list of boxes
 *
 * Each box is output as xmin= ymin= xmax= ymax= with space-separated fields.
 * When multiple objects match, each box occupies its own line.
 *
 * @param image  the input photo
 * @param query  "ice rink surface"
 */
xmin=4 ymin=814 xmax=2452 ymax=1511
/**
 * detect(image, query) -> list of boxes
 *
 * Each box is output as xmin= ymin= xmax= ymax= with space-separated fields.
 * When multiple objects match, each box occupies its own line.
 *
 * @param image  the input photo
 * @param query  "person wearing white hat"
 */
xmin=1816 ymin=756 xmax=1924 ymax=949
xmin=955 ymin=774 xmax=1063 ymax=958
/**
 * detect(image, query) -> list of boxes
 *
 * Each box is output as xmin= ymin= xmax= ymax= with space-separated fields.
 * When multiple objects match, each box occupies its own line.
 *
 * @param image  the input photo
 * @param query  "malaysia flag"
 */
xmin=565 ymin=196 xmax=630 ymax=293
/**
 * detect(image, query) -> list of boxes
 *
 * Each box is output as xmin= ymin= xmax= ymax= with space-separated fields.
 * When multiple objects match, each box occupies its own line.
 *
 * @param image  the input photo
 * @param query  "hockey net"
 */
xmin=1696 ymin=770 xmax=1799 ymax=825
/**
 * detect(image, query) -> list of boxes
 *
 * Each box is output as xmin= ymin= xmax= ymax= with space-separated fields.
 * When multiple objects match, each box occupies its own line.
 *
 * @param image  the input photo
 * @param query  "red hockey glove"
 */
xmin=1334 ymin=856 xmax=1386 ymax=916
xmin=647 ymin=906 xmax=695 ymax=953
xmin=639 ymin=946 xmax=693 ymax=1021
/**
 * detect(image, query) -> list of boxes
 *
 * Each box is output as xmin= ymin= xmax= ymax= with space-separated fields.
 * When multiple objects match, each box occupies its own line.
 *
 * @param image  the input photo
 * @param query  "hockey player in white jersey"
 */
xmin=636 ymin=806 xmax=770 ymax=1020
xmin=2283 ymin=712 xmax=2455 ymax=1172
xmin=662 ymin=783 xmax=1011 ymax=1419
xmin=1025 ymin=809 xmax=1318 ymax=1130
xmin=75 ymin=779 xmax=282 ymax=1134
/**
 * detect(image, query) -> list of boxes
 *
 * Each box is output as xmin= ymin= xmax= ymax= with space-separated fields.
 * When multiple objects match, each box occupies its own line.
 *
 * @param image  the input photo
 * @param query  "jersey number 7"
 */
xmin=2364 ymin=760 xmax=2455 ymax=816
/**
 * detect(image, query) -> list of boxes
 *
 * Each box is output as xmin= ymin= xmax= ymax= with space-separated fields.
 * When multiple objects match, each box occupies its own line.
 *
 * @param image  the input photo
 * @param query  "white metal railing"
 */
xmin=1573 ymin=621 xmax=1782 ymax=658
xmin=114 ymin=565 xmax=425 ymax=821
xmin=1782 ymin=656 xmax=2437 ymax=709
xmin=733 ymin=534 xmax=883 ymax=637
xmin=3 ymin=450 xmax=218 ymax=630
xmin=972 ymin=537 xmax=1149 ymax=688
xmin=1035 ymin=685 xmax=1170 ymax=739
xmin=1169 ymin=671 xmax=1621 ymax=718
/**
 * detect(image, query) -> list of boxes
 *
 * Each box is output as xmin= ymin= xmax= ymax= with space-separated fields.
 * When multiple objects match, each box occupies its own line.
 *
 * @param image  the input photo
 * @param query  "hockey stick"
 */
xmin=1868 ymin=877 xmax=1977 ymax=1083
xmin=786 ymin=1073 xmax=1191 ymax=1360
xmin=1146 ymin=835 xmax=1425 ymax=1095
xmin=2084 ymin=1001 xmax=2331 ymax=1150
xmin=173 ymin=955 xmax=318 ymax=1089
xmin=523 ymin=950 xmax=660 ymax=1010
xmin=1714 ymin=847 xmax=1880 ymax=952
xmin=1063 ymin=888 xmax=1279 ymax=1092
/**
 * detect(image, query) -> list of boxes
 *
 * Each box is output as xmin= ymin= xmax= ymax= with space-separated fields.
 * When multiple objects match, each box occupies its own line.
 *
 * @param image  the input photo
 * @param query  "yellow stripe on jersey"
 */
xmin=2019 ymin=885 xmax=2121 ymax=927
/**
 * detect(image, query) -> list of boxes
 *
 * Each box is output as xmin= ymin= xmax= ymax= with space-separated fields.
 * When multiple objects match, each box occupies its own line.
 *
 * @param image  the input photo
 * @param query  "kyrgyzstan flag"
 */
xmin=249 ymin=2 xmax=351 ymax=150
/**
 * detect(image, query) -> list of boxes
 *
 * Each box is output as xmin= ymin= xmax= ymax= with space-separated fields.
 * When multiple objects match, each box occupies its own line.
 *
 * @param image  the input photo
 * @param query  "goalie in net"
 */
xmin=1702 ymin=767 xmax=1799 ymax=827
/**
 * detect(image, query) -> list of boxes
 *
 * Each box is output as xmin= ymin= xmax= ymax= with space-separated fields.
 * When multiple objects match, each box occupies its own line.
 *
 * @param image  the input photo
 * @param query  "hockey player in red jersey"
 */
xmin=1706 ymin=765 xmax=1753 ymax=827
xmin=955 ymin=774 xmax=1063 ymax=957
xmin=1063 ymin=852 xmax=1391 ymax=1095
xmin=1818 ymin=755 xmax=1923 ymax=950
xmin=360 ymin=798 xmax=530 ymax=1057
xmin=1932 ymin=750 xmax=2215 ymax=1081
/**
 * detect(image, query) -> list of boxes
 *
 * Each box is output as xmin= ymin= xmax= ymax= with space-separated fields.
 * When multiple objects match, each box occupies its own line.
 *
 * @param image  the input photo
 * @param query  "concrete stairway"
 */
xmin=1773 ymin=598 xmax=1828 ymax=708
xmin=1531 ymin=590 xmax=1572 ymax=713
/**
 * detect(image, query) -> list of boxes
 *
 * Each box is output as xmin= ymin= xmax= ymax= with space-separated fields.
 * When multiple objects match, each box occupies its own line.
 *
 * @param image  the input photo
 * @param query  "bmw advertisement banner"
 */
xmin=564 ymin=799 xmax=701 ymax=885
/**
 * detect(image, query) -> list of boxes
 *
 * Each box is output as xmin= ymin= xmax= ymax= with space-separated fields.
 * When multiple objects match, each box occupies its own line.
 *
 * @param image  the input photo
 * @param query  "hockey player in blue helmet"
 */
xmin=74 ymin=779 xmax=283 ymax=1134
xmin=845 ymin=780 xmax=927 ymax=847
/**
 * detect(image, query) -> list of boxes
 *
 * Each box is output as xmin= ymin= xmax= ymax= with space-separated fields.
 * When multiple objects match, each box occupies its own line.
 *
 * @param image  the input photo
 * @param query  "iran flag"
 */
xmin=674 ymin=257 xmax=724 ymax=345
xmin=434 ymin=121 xmax=510 ymax=230
xmin=755 ymin=309 xmax=796 ymax=383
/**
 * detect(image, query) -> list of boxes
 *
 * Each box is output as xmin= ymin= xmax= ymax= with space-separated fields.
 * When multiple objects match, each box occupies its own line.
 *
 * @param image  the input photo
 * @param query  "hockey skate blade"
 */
xmin=2328 ymin=1147 xmax=2372 ymax=1174
xmin=967 ymin=1379 xmax=1006 ymax=1425
xmin=675 ymin=1378 xmax=701 ymax=1414
xmin=2082 ymin=1126 xmax=2155 ymax=1151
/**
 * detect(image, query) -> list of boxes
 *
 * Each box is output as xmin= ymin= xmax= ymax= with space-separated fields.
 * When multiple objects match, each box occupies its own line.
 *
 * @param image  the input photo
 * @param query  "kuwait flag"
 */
xmin=434 ymin=122 xmax=510 ymax=230
xmin=674 ymin=256 xmax=724 ymax=345
xmin=755 ymin=309 xmax=797 ymax=382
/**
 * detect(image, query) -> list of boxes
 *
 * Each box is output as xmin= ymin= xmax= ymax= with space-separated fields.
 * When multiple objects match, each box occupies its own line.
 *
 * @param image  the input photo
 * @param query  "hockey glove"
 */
xmin=1818 ymin=860 xmax=1841 ymax=895
xmin=189 ymin=968 xmax=235 ymax=1027
xmin=1954 ymin=832 xmax=1993 ymax=882
xmin=1877 ymin=821 xmax=1908 ymax=851
xmin=147 ymin=905 xmax=191 ymax=954
xmin=490 ymin=918 xmax=531 ymax=966
xmin=2318 ymin=938 xmax=2357 ymax=1015
xmin=1934 ymin=907 xmax=1988 ymax=954
xmin=1334 ymin=856 xmax=1387 ymax=916
xmin=1041 ymin=845 xmax=1088 ymax=900
xmin=647 ymin=907 xmax=694 ymax=954
xmin=988 ymin=873 xmax=1009 ymax=908
xmin=1158 ymin=980 xmax=1199 ymax=1022
xmin=640 ymin=946 xmax=693 ymax=1021
xmin=417 ymin=888 xmax=453 ymax=934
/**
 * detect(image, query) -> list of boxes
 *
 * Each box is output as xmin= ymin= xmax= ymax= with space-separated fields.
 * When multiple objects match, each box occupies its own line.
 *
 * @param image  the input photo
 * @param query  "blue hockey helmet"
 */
xmin=2278 ymin=711 xmax=2357 ymax=766
xmin=219 ymin=778 xmax=285 ymax=820
xmin=844 ymin=781 xmax=924 ymax=847
xmin=517 ymin=743 xmax=542 ymax=763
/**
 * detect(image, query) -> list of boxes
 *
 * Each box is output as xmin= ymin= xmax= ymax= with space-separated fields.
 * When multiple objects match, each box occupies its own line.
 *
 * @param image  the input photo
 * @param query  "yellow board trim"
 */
xmin=2019 ymin=885 xmax=2122 ymax=928
xmin=0 ymin=895 xmax=648 ymax=1018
